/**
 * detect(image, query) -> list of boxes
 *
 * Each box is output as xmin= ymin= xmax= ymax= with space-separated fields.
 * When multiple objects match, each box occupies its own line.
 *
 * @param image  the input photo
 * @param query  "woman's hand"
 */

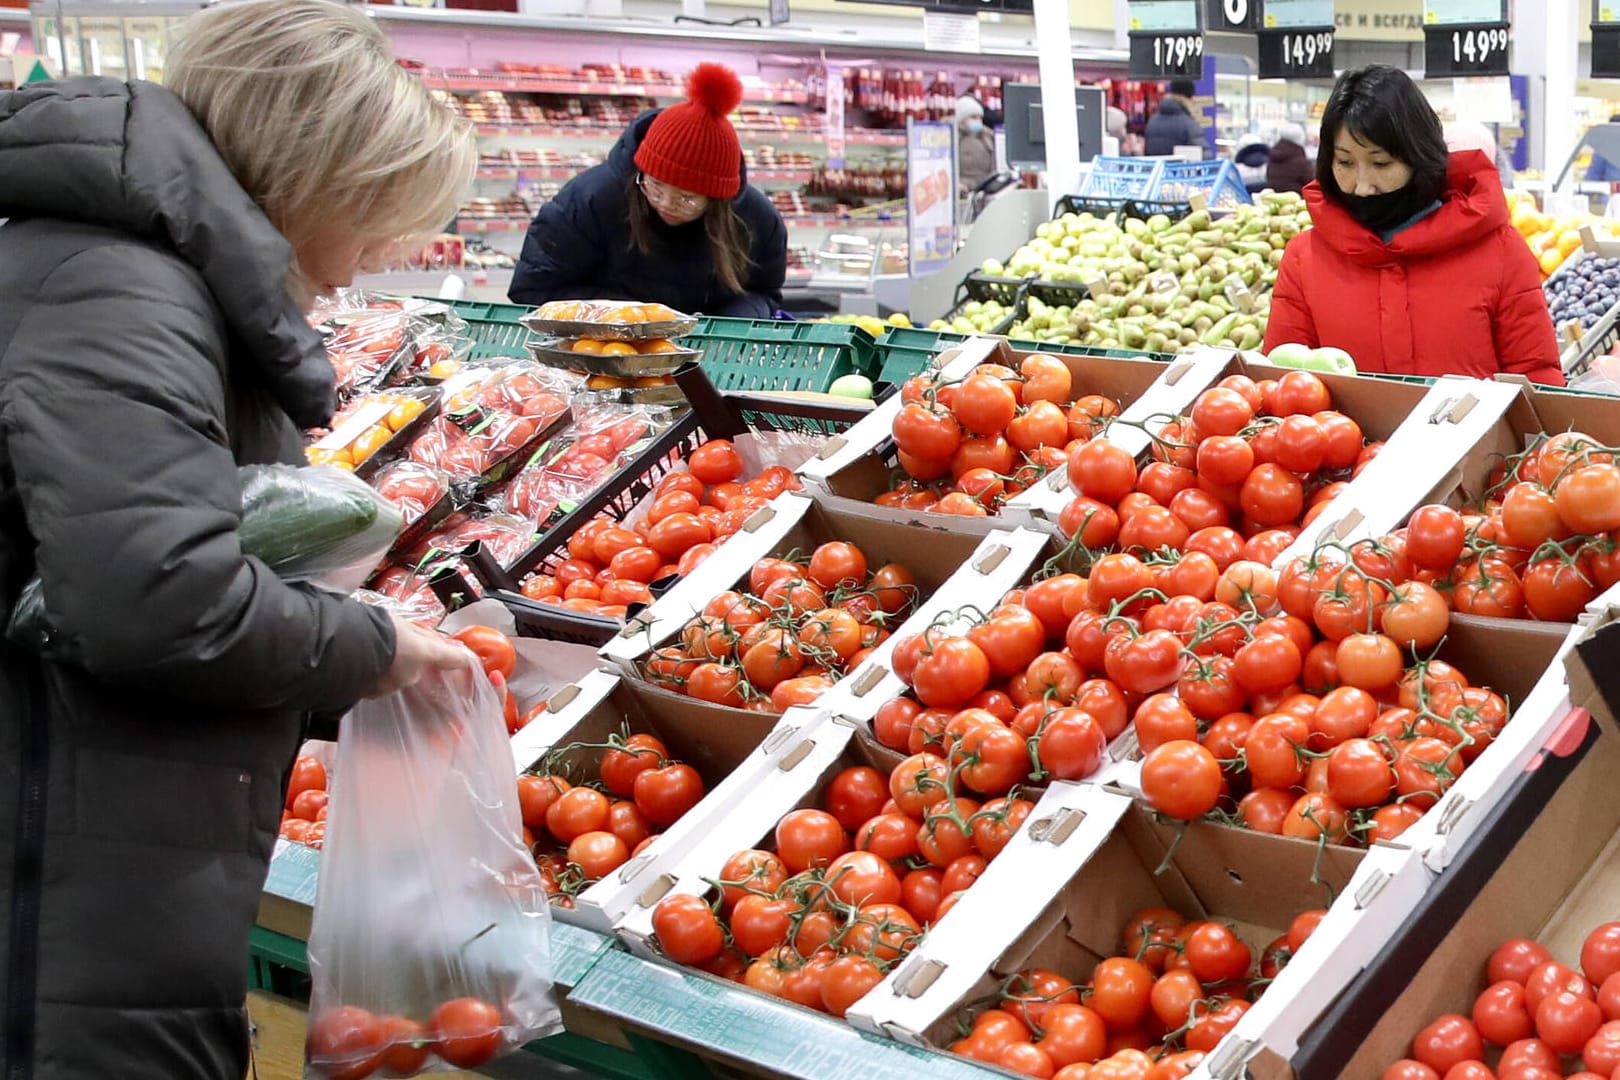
xmin=367 ymin=614 xmax=469 ymax=698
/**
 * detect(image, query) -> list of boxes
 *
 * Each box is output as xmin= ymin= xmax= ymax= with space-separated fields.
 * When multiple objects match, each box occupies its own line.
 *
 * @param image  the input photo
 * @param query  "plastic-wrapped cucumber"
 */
xmin=6 ymin=464 xmax=401 ymax=661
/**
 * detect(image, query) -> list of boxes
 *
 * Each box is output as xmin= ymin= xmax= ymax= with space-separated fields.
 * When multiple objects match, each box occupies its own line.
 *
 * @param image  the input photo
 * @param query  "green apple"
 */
xmin=829 ymin=374 xmax=874 ymax=399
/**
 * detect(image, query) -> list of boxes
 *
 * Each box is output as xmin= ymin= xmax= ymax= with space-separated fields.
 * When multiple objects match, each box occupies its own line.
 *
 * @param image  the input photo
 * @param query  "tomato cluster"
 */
xmin=1382 ymin=923 xmax=1620 ymax=1080
xmin=307 ymin=996 xmax=508 ymax=1078
xmin=278 ymin=754 xmax=330 ymax=848
xmin=649 ymin=754 xmax=1029 ymax=1018
xmin=517 ymin=441 xmax=803 ymax=620
xmin=499 ymin=411 xmax=659 ymax=528
xmin=949 ymin=906 xmax=1327 ymax=1078
xmin=517 ymin=731 xmax=706 ymax=908
xmin=1382 ymin=434 xmax=1620 ymax=624
xmin=641 ymin=542 xmax=919 ymax=714
xmin=875 ymin=355 xmax=1091 ymax=515
xmin=316 ymin=304 xmax=411 ymax=402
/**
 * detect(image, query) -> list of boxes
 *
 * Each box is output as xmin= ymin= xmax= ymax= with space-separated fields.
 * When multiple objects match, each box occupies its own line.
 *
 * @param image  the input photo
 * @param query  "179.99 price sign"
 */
xmin=1128 ymin=32 xmax=1206 ymax=79
xmin=1423 ymin=22 xmax=1510 ymax=76
xmin=1257 ymin=27 xmax=1335 ymax=79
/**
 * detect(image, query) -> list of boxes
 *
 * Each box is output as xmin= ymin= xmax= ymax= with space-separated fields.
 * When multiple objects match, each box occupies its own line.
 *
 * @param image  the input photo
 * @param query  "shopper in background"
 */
xmin=1106 ymin=104 xmax=1130 ymax=152
xmin=955 ymin=94 xmax=997 ymax=192
xmin=1444 ymin=120 xmax=1515 ymax=188
xmin=1266 ymin=122 xmax=1315 ymax=194
xmin=0 ymin=2 xmax=473 ymax=1077
xmin=1264 ymin=65 xmax=1560 ymax=384
xmin=1233 ymin=132 xmax=1271 ymax=193
xmin=510 ymin=63 xmax=787 ymax=317
xmin=1144 ymin=79 xmax=1205 ymax=157
xmin=1585 ymin=114 xmax=1620 ymax=183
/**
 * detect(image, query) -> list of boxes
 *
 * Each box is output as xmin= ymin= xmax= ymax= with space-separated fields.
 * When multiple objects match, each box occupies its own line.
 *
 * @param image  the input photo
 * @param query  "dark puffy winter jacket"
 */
xmin=509 ymin=109 xmax=788 ymax=316
xmin=1144 ymin=97 xmax=1206 ymax=157
xmin=1266 ymin=138 xmax=1315 ymax=194
xmin=0 ymin=78 xmax=395 ymax=1080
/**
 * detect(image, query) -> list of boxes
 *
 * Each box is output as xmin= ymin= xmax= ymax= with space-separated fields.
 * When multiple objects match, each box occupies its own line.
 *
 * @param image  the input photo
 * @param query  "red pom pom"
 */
xmin=685 ymin=63 xmax=743 ymax=117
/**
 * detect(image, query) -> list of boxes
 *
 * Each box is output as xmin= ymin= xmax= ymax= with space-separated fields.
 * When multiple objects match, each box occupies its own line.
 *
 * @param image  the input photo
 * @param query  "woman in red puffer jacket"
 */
xmin=1263 ymin=65 xmax=1562 ymax=386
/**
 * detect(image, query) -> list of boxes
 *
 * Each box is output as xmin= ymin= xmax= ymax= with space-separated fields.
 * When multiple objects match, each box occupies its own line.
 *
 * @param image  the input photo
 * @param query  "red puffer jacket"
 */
xmin=1263 ymin=151 xmax=1563 ymax=386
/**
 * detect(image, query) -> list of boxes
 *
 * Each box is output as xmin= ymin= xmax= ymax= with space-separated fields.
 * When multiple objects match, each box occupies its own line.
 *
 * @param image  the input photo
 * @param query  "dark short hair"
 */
xmin=1610 ymin=113 xmax=1620 ymax=124
xmin=1315 ymin=65 xmax=1449 ymax=206
xmin=1169 ymin=79 xmax=1197 ymax=98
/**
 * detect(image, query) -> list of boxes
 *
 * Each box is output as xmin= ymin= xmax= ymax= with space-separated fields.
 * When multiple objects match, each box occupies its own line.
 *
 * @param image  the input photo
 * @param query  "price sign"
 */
xmin=1258 ymin=27 xmax=1335 ymax=78
xmin=1204 ymin=0 xmax=1260 ymax=32
xmin=1595 ymin=0 xmax=1620 ymax=78
xmin=1423 ymin=0 xmax=1505 ymax=23
xmin=1128 ymin=32 xmax=1206 ymax=78
xmin=1423 ymin=22 xmax=1510 ymax=77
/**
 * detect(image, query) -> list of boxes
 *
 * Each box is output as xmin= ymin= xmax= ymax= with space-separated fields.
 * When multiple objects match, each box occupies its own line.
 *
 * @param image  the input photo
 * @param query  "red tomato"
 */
xmin=1411 ymin=1014 xmax=1485 ymax=1074
xmin=428 ymin=998 xmax=505 ymax=1070
xmin=687 ymin=441 xmax=744 ymax=485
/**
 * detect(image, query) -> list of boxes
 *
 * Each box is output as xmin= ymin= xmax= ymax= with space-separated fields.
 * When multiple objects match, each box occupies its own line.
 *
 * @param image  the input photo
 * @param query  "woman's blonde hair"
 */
xmin=165 ymin=0 xmax=475 ymax=251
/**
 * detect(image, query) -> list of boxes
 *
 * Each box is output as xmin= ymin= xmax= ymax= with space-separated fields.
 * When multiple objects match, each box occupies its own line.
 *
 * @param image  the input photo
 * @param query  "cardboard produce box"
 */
xmin=1261 ymin=705 xmax=1613 ymax=1080
xmin=797 ymin=339 xmax=1240 ymax=536
xmin=852 ymin=786 xmax=1373 ymax=1059
xmin=596 ymin=504 xmax=1048 ymax=727
xmin=511 ymin=668 xmax=819 ymax=933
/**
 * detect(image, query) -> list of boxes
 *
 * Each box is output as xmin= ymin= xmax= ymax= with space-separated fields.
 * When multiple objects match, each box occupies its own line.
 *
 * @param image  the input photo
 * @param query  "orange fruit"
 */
xmin=571 ymin=338 xmax=606 ymax=355
xmin=350 ymin=424 xmax=394 ymax=463
xmin=587 ymin=374 xmax=631 ymax=389
xmin=634 ymin=375 xmax=675 ymax=387
xmin=638 ymin=339 xmax=681 ymax=354
xmin=428 ymin=358 xmax=464 ymax=380
xmin=599 ymin=341 xmax=637 ymax=356
xmin=643 ymin=304 xmax=678 ymax=322
xmin=386 ymin=398 xmax=427 ymax=431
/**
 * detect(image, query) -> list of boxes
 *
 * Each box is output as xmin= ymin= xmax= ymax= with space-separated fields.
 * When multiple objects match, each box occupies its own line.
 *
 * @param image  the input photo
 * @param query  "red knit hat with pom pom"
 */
xmin=634 ymin=63 xmax=744 ymax=200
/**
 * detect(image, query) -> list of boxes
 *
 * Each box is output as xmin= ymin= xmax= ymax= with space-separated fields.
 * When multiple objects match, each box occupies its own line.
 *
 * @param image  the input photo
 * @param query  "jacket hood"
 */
xmin=1270 ymin=139 xmax=1308 ymax=164
xmin=1303 ymin=150 xmax=1507 ymax=266
xmin=0 ymin=78 xmax=335 ymax=427
xmin=1157 ymin=97 xmax=1192 ymax=118
xmin=610 ymin=108 xmax=751 ymax=195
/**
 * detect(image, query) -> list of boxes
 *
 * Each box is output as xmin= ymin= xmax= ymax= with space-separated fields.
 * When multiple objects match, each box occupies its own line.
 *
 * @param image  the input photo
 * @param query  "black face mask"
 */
xmin=1340 ymin=185 xmax=1435 ymax=234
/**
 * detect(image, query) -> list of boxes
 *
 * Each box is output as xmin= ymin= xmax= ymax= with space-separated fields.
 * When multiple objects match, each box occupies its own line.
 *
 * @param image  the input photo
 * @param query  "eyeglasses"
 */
xmin=638 ymin=173 xmax=708 ymax=214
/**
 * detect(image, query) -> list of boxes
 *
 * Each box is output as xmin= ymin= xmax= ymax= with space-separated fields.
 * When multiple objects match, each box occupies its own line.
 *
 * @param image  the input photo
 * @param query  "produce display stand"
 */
xmin=684 ymin=317 xmax=880 ymax=392
xmin=429 ymin=297 xmax=537 ymax=360
xmin=1146 ymin=159 xmax=1252 ymax=209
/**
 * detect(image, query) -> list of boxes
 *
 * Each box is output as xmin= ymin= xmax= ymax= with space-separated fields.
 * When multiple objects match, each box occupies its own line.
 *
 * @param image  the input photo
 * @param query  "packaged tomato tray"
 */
xmin=520 ymin=298 xmax=697 ymax=341
xmin=369 ymin=460 xmax=457 ymax=559
xmin=305 ymin=386 xmax=440 ymax=479
xmin=404 ymin=361 xmax=578 ymax=492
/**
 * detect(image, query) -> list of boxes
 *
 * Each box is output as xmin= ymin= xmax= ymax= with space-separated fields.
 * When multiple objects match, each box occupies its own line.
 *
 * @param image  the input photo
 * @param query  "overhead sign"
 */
xmin=1423 ymin=21 xmax=1509 ymax=76
xmin=1128 ymin=0 xmax=1205 ymax=78
xmin=1595 ymin=0 xmax=1620 ymax=78
xmin=1422 ymin=0 xmax=1505 ymax=22
xmin=1204 ymin=0 xmax=1261 ymax=32
xmin=1258 ymin=0 xmax=1335 ymax=78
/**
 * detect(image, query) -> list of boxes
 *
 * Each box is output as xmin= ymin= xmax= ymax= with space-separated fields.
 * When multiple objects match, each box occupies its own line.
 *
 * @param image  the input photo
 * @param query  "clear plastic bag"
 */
xmin=6 ymin=465 xmax=402 ymax=659
xmin=304 ymin=657 xmax=560 ymax=1078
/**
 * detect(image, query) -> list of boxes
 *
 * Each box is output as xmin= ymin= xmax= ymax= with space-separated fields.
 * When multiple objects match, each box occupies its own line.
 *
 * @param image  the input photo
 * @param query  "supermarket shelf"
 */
xmin=472 ymin=122 xmax=907 ymax=147
xmin=456 ymin=214 xmax=896 ymax=232
xmin=476 ymin=164 xmax=813 ymax=184
xmin=431 ymin=72 xmax=810 ymax=105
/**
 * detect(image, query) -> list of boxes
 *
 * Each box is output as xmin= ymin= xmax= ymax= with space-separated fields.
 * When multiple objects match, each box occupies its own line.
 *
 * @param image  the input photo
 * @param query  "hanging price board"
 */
xmin=1258 ymin=27 xmax=1335 ymax=79
xmin=1423 ymin=22 xmax=1510 ymax=77
xmin=1204 ymin=0 xmax=1260 ymax=32
xmin=1128 ymin=0 xmax=1206 ymax=79
xmin=1596 ymin=0 xmax=1620 ymax=78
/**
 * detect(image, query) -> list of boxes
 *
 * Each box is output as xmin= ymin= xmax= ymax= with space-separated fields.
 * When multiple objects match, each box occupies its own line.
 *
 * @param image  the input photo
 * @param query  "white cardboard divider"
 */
xmin=509 ymin=667 xmax=621 ymax=772
xmin=843 ymin=783 xmax=1130 ymax=1045
xmin=814 ymin=526 xmax=1052 ymax=723
xmin=1012 ymin=346 xmax=1240 ymax=520
xmin=613 ymin=710 xmax=857 ymax=956
xmin=1269 ymin=377 xmax=1524 ymax=569
xmin=597 ymin=492 xmax=816 ymax=669
xmin=795 ymin=336 xmax=1003 ymax=489
xmin=1405 ymin=621 xmax=1585 ymax=875
xmin=1191 ymin=842 xmax=1435 ymax=1080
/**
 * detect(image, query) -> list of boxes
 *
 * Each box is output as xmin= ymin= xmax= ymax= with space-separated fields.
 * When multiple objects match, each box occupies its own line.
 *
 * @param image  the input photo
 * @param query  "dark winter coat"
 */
xmin=1264 ymin=152 xmax=1562 ymax=385
xmin=0 ymin=78 xmax=395 ymax=1079
xmin=1144 ymin=97 xmax=1205 ymax=157
xmin=1266 ymin=139 xmax=1315 ymax=194
xmin=510 ymin=109 xmax=788 ymax=317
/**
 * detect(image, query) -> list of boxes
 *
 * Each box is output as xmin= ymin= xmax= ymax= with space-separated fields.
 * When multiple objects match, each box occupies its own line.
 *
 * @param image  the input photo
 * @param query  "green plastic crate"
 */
xmin=873 ymin=327 xmax=1170 ymax=385
xmin=685 ymin=318 xmax=880 ymax=392
xmin=414 ymin=296 xmax=535 ymax=359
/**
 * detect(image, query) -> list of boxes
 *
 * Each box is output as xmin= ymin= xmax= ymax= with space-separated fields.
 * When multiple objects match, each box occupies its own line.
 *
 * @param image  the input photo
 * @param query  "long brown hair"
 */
xmin=626 ymin=176 xmax=753 ymax=297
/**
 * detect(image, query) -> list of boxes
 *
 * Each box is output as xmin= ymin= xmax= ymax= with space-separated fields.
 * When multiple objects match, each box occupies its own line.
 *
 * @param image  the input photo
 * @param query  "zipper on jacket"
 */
xmin=5 ymin=660 xmax=47 ymax=1080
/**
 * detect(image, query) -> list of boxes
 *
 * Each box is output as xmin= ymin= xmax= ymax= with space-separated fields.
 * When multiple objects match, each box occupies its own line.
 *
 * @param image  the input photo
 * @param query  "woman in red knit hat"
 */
xmin=510 ymin=62 xmax=788 ymax=317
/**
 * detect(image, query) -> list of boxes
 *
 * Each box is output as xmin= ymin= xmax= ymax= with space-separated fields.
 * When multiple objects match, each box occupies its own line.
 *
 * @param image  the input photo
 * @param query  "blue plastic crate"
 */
xmin=1076 ymin=157 xmax=1165 ymax=200
xmin=1147 ymin=160 xmax=1253 ymax=209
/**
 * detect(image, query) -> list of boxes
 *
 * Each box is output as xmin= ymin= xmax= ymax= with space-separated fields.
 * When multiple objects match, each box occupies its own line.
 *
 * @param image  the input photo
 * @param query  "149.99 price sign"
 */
xmin=1423 ymin=22 xmax=1510 ymax=76
xmin=1257 ymin=27 xmax=1335 ymax=79
xmin=1129 ymin=32 xmax=1206 ymax=78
